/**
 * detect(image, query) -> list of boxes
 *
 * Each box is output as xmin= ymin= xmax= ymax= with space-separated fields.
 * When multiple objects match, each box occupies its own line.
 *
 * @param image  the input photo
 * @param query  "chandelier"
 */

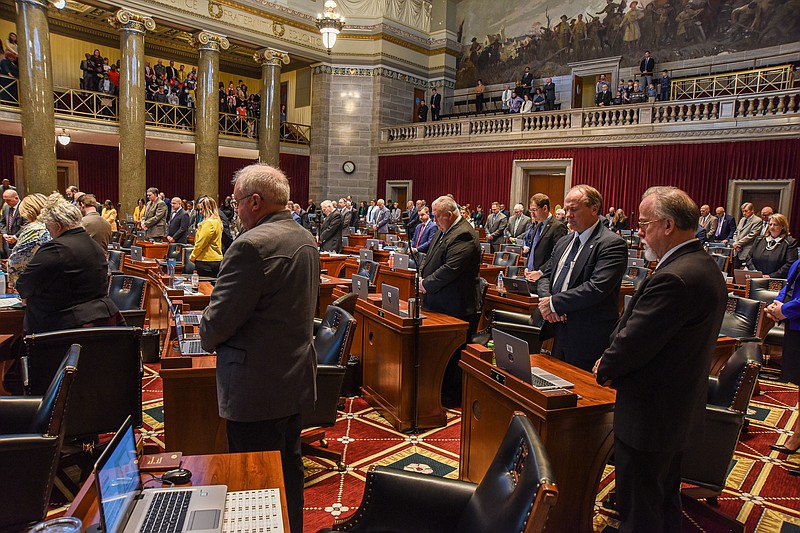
xmin=316 ymin=0 xmax=345 ymax=54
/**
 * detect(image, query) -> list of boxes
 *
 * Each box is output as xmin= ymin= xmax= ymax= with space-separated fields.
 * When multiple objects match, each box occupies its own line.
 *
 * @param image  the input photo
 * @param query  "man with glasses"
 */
xmin=594 ymin=186 xmax=727 ymax=532
xmin=200 ymin=164 xmax=319 ymax=533
xmin=522 ymin=193 xmax=568 ymax=282
xmin=537 ymin=185 xmax=627 ymax=371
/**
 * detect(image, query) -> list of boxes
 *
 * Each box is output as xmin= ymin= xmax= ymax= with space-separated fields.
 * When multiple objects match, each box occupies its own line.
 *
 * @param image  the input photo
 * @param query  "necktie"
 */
xmin=416 ymin=222 xmax=426 ymax=246
xmin=527 ymin=223 xmax=544 ymax=270
xmin=7 ymin=207 xmax=13 ymax=231
xmin=761 ymin=221 xmax=768 ymax=236
xmin=552 ymin=236 xmax=581 ymax=294
xmin=716 ymin=218 xmax=722 ymax=237
xmin=513 ymin=217 xmax=519 ymax=235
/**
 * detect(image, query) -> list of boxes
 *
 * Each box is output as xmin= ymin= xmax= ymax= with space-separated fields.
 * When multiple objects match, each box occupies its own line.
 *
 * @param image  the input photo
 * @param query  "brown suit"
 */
xmin=81 ymin=211 xmax=112 ymax=256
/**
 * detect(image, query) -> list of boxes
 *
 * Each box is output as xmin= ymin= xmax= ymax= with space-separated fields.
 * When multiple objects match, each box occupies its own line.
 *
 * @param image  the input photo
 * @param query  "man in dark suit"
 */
xmin=711 ymin=206 xmax=735 ymax=242
xmin=405 ymin=200 xmax=420 ymax=237
xmin=484 ymin=201 xmax=508 ymax=253
xmin=595 ymin=83 xmax=612 ymax=106
xmin=523 ymin=193 xmax=568 ymax=281
xmin=504 ymin=203 xmax=532 ymax=244
xmin=166 ymin=197 xmax=190 ymax=244
xmin=200 ymin=164 xmax=318 ymax=533
xmin=639 ymin=50 xmax=656 ymax=88
xmin=430 ymin=88 xmax=442 ymax=121
xmin=537 ymin=185 xmax=627 ymax=371
xmin=519 ymin=66 xmax=534 ymax=97
xmin=543 ymin=77 xmax=556 ymax=110
xmin=1 ymin=188 xmax=26 ymax=258
xmin=318 ymin=200 xmax=343 ymax=252
xmin=410 ymin=206 xmax=437 ymax=254
xmin=417 ymin=101 xmax=428 ymax=122
xmin=595 ymin=186 xmax=727 ymax=533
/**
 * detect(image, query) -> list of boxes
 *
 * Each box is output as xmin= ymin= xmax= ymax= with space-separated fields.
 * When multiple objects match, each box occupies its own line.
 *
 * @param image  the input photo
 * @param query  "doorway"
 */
xmin=14 ymin=156 xmax=79 ymax=196
xmin=510 ymin=159 xmax=573 ymax=209
xmin=572 ymin=75 xmax=583 ymax=109
xmin=386 ymin=180 xmax=412 ymax=207
xmin=727 ymin=179 xmax=795 ymax=222
xmin=413 ymin=88 xmax=426 ymax=122
xmin=528 ymin=173 xmax=566 ymax=209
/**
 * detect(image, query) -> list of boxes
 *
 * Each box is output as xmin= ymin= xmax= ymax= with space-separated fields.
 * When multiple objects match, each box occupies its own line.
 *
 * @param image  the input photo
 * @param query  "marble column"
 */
xmin=111 ymin=9 xmax=155 ymax=217
xmin=254 ymin=48 xmax=289 ymax=168
xmin=191 ymin=31 xmax=229 ymax=200
xmin=15 ymin=0 xmax=56 ymax=196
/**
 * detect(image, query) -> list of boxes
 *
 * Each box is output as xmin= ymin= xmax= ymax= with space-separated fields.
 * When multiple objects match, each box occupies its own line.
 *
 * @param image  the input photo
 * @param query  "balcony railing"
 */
xmin=0 ymin=76 xmax=310 ymax=145
xmin=382 ymin=89 xmax=800 ymax=147
xmin=671 ymin=64 xmax=793 ymax=100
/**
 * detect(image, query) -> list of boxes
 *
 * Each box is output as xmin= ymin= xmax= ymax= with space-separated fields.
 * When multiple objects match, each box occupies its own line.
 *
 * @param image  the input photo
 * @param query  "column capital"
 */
xmin=191 ymin=31 xmax=230 ymax=52
xmin=254 ymin=48 xmax=290 ymax=67
xmin=110 ymin=9 xmax=156 ymax=33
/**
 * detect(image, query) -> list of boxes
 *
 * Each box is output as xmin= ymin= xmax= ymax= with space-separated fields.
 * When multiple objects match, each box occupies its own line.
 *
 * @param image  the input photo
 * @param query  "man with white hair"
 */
xmin=373 ymin=198 xmax=391 ymax=238
xmin=1 ymin=188 xmax=26 ymax=257
xmin=318 ymin=199 xmax=343 ymax=252
xmin=504 ymin=203 xmax=532 ymax=243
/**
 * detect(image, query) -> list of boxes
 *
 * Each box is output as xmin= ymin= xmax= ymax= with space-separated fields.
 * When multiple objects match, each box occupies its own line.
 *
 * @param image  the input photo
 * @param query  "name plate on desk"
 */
xmin=490 ymin=369 xmax=506 ymax=386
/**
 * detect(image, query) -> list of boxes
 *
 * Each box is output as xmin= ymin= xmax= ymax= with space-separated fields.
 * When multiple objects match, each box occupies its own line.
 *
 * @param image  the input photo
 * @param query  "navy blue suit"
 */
xmin=712 ymin=214 xmax=735 ymax=242
xmin=411 ymin=220 xmax=437 ymax=253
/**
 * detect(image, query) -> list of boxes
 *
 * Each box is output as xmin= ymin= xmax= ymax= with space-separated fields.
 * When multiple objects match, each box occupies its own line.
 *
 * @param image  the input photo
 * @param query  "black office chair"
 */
xmin=182 ymin=246 xmax=196 ymax=275
xmin=492 ymin=251 xmax=519 ymax=268
xmin=108 ymin=274 xmax=147 ymax=311
xmin=315 ymin=292 xmax=358 ymax=335
xmin=167 ymin=242 xmax=183 ymax=262
xmin=322 ymin=413 xmax=558 ymax=533
xmin=491 ymin=309 xmax=544 ymax=353
xmin=506 ymin=265 xmax=524 ymax=278
xmin=121 ymin=233 xmax=135 ymax=250
xmin=719 ymin=296 xmax=764 ymax=342
xmin=622 ymin=266 xmax=651 ymax=290
xmin=108 ymin=249 xmax=125 ymax=274
xmin=747 ymin=278 xmax=788 ymax=362
xmin=0 ymin=345 xmax=79 ymax=532
xmin=357 ymin=260 xmax=380 ymax=290
xmin=302 ymin=306 xmax=357 ymax=471
xmin=712 ymin=254 xmax=729 ymax=272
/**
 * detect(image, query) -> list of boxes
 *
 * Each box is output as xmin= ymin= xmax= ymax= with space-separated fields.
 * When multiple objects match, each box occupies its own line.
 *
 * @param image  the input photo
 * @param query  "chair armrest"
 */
xmin=302 ymin=365 xmax=346 ymax=428
xmin=313 ymin=318 xmax=323 ymax=336
xmin=0 ymin=398 xmax=42 ymax=434
xmin=493 ymin=310 xmax=534 ymax=326
xmin=736 ymin=337 xmax=762 ymax=344
xmin=333 ymin=466 xmax=476 ymax=532
xmin=706 ymin=376 xmax=720 ymax=403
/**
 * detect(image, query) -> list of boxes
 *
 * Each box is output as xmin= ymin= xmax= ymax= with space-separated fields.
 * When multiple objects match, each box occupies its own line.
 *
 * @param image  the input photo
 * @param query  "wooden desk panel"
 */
xmin=348 ymin=234 xmax=368 ymax=249
xmin=67 ymin=451 xmax=290 ymax=531
xmin=459 ymin=344 xmax=615 ymax=533
xmin=320 ymin=253 xmax=349 ymax=279
xmin=479 ymin=264 xmax=505 ymax=285
xmin=135 ymin=239 xmax=169 ymax=259
xmin=319 ymin=276 xmax=352 ymax=317
xmin=478 ymin=287 xmax=539 ymax=332
xmin=375 ymin=267 xmax=416 ymax=301
xmin=711 ymin=336 xmax=738 ymax=376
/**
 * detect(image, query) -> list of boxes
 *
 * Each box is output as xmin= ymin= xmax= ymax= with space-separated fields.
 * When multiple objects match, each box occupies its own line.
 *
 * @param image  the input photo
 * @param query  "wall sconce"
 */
xmin=51 ymin=0 xmax=66 ymax=9
xmin=57 ymin=130 xmax=71 ymax=146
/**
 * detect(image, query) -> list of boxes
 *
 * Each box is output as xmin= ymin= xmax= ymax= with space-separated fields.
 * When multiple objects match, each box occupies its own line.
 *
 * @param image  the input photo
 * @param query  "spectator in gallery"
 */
xmin=475 ymin=79 xmax=485 ymax=114
xmin=501 ymin=84 xmax=513 ymax=113
xmin=519 ymin=66 xmax=534 ymax=97
xmin=509 ymin=91 xmax=524 ymax=113
xmin=659 ymin=70 xmax=671 ymax=101
xmin=612 ymin=90 xmax=624 ymax=105
xmin=647 ymin=82 xmax=658 ymax=101
xmin=430 ymin=87 xmax=442 ymax=121
xmin=596 ymin=83 xmax=612 ymax=106
xmin=639 ymin=49 xmax=656 ymax=88
xmin=543 ymin=77 xmax=556 ymax=110
xmin=520 ymin=93 xmax=533 ymax=113
xmin=596 ymin=74 xmax=609 ymax=95
xmin=532 ymin=88 xmax=546 ymax=111
xmin=417 ymin=99 xmax=428 ymax=122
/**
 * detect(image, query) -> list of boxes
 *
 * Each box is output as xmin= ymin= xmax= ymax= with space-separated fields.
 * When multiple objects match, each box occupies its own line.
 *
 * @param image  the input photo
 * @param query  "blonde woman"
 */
xmin=102 ymin=199 xmax=118 ymax=232
xmin=8 ymin=193 xmax=52 ymax=290
xmin=190 ymin=196 xmax=223 ymax=277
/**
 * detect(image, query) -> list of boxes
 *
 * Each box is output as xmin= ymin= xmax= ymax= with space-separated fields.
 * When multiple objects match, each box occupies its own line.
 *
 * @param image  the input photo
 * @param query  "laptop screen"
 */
xmin=382 ymin=284 xmax=401 ymax=315
xmin=130 ymin=245 xmax=143 ymax=262
xmin=359 ymin=249 xmax=374 ymax=262
xmin=394 ymin=253 xmax=410 ymax=270
xmin=95 ymin=416 xmax=140 ymax=533
xmin=352 ymin=274 xmax=370 ymax=300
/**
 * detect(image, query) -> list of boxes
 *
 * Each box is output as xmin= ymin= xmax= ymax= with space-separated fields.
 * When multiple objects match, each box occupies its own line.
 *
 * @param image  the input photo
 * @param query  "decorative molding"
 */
xmin=110 ymin=9 xmax=156 ymax=34
xmin=312 ymin=64 xmax=431 ymax=87
xmin=16 ymin=0 xmax=48 ymax=8
xmin=254 ymin=48 xmax=290 ymax=67
xmin=190 ymin=30 xmax=231 ymax=52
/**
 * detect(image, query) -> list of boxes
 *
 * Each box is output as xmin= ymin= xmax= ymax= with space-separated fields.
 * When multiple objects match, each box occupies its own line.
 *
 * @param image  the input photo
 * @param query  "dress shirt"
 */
xmin=550 ymin=219 xmax=600 ymax=314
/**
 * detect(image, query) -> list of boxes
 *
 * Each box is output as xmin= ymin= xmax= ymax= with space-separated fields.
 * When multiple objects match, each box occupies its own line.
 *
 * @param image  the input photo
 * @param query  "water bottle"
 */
xmin=167 ymin=259 xmax=176 ymax=287
xmin=0 ymin=270 xmax=6 ymax=295
xmin=389 ymin=251 xmax=395 ymax=269
xmin=191 ymin=272 xmax=199 ymax=290
xmin=497 ymin=272 xmax=504 ymax=292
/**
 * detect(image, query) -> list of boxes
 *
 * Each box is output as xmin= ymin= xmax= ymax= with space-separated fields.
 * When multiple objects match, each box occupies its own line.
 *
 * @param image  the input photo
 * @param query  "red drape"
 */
xmin=217 ymin=153 xmax=309 ymax=207
xmin=378 ymin=139 xmax=800 ymax=236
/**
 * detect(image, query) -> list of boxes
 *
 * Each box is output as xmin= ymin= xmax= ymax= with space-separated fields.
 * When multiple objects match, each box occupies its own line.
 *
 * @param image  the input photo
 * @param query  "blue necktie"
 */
xmin=527 ymin=223 xmax=544 ymax=270
xmin=552 ymin=236 xmax=581 ymax=294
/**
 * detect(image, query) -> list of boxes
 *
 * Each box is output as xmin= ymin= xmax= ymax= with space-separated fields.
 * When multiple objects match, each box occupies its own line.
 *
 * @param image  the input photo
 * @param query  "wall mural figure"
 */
xmin=454 ymin=0 xmax=800 ymax=89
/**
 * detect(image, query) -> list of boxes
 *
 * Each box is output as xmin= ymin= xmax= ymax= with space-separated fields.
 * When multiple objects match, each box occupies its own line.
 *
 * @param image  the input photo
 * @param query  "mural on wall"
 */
xmin=454 ymin=0 xmax=800 ymax=88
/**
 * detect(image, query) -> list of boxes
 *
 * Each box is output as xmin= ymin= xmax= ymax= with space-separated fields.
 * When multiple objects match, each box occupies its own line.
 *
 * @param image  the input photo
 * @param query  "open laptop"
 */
xmin=480 ymin=242 xmax=492 ymax=255
xmin=394 ymin=253 xmax=410 ymax=270
xmin=734 ymin=268 xmax=763 ymax=285
xmin=505 ymin=277 xmax=534 ymax=296
xmin=492 ymin=329 xmax=574 ymax=391
xmin=386 ymin=234 xmax=398 ymax=245
xmin=93 ymin=416 xmax=227 ymax=533
xmin=175 ymin=319 xmax=209 ymax=355
xmin=130 ymin=245 xmax=144 ymax=262
xmin=366 ymin=239 xmax=382 ymax=249
xmin=176 ymin=311 xmax=203 ymax=326
xmin=394 ymin=241 xmax=409 ymax=253
xmin=381 ymin=284 xmax=425 ymax=319
xmin=359 ymin=249 xmax=374 ymax=262
xmin=342 ymin=236 xmax=349 ymax=248
xmin=352 ymin=274 xmax=370 ymax=300
xmin=627 ymin=257 xmax=645 ymax=268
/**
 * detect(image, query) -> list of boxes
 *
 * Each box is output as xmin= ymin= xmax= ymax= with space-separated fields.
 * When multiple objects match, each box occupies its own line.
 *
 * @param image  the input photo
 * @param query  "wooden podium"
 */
xmin=459 ymin=344 xmax=615 ymax=533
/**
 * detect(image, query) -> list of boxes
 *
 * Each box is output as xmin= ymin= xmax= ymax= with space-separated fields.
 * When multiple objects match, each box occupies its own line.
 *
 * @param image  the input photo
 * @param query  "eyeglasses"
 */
xmin=638 ymin=219 xmax=664 ymax=230
xmin=231 ymin=193 xmax=255 ymax=208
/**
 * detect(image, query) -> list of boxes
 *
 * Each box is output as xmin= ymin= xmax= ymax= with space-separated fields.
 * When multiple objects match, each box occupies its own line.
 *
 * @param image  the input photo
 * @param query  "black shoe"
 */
xmin=770 ymin=443 xmax=800 ymax=455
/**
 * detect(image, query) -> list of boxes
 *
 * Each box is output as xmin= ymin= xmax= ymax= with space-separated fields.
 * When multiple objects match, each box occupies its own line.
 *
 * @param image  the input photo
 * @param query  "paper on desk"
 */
xmin=0 ymin=297 xmax=22 ymax=308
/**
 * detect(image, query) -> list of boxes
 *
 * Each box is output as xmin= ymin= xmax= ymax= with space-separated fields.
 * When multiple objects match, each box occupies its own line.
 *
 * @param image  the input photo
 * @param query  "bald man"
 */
xmin=167 ymin=197 xmax=190 ymax=244
xmin=1 ymin=189 xmax=26 ymax=258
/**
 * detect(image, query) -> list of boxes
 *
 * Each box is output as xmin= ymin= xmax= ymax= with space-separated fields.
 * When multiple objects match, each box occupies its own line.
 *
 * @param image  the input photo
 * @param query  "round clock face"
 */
xmin=343 ymin=161 xmax=356 ymax=174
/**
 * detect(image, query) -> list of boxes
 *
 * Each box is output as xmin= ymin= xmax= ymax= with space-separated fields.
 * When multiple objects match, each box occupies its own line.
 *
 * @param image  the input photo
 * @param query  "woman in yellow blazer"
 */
xmin=102 ymin=199 xmax=118 ymax=232
xmin=190 ymin=196 xmax=223 ymax=277
xmin=133 ymin=198 xmax=146 ymax=222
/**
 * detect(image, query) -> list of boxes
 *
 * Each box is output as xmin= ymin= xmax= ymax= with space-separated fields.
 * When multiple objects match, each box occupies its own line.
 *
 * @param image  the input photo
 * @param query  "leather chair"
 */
xmin=680 ymin=343 xmax=762 ymax=530
xmin=0 ymin=345 xmax=79 ymax=532
xmin=302 ymin=306 xmax=357 ymax=471
xmin=357 ymin=260 xmax=380 ymax=290
xmin=712 ymin=254 xmax=730 ymax=273
xmin=719 ymin=296 xmax=764 ymax=342
xmin=746 ymin=278 xmax=788 ymax=361
xmin=182 ymin=246 xmax=196 ymax=275
xmin=121 ymin=233 xmax=135 ymax=251
xmin=108 ymin=274 xmax=147 ymax=311
xmin=506 ymin=265 xmax=523 ymax=278
xmin=622 ymin=266 xmax=651 ymax=290
xmin=491 ymin=309 xmax=543 ymax=353
xmin=108 ymin=249 xmax=124 ymax=274
xmin=322 ymin=413 xmax=558 ymax=533
xmin=492 ymin=251 xmax=519 ymax=268
xmin=314 ymin=292 xmax=358 ymax=335
xmin=167 ymin=242 xmax=183 ymax=262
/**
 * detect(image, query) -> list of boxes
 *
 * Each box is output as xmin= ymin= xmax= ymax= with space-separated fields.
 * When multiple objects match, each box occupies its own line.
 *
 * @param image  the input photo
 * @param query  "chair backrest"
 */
xmin=121 ymin=234 xmax=135 ymax=248
xmin=108 ymin=249 xmax=124 ymax=273
xmin=746 ymin=277 xmax=787 ymax=302
xmin=492 ymin=309 xmax=543 ymax=352
xmin=627 ymin=248 xmax=640 ymax=258
xmin=623 ymin=266 xmax=651 ymax=290
xmin=476 ymin=276 xmax=489 ymax=313
xmin=712 ymin=254 xmax=729 ymax=272
xmin=456 ymin=413 xmax=558 ymax=533
xmin=357 ymin=260 xmax=380 ymax=284
xmin=506 ymin=265 xmax=523 ymax=278
xmin=182 ymin=246 xmax=195 ymax=274
xmin=708 ymin=246 xmax=734 ymax=257
xmin=314 ymin=306 xmax=357 ymax=366
xmin=23 ymin=327 xmax=143 ymax=438
xmin=108 ymin=274 xmax=147 ymax=311
xmin=167 ymin=242 xmax=183 ymax=261
xmin=493 ymin=251 xmax=519 ymax=268
xmin=331 ymin=292 xmax=358 ymax=316
xmin=31 ymin=345 xmax=80 ymax=439
xmin=719 ymin=296 xmax=763 ymax=340
xmin=708 ymin=342 xmax=762 ymax=412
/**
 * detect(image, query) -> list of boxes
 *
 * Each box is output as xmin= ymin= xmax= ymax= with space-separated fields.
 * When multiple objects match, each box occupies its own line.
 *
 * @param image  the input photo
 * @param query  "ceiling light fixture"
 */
xmin=316 ymin=0 xmax=345 ymax=54
xmin=57 ymin=129 xmax=71 ymax=146
xmin=51 ymin=0 xmax=66 ymax=10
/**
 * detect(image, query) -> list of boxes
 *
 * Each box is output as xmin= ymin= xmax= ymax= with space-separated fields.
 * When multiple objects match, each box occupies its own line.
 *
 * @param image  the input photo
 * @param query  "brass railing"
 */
xmin=0 ymin=76 xmax=18 ymax=107
xmin=282 ymin=122 xmax=311 ymax=145
xmin=219 ymin=111 xmax=258 ymax=138
xmin=54 ymin=87 xmax=117 ymax=121
xmin=671 ymin=64 xmax=793 ymax=100
xmin=145 ymin=101 xmax=195 ymax=130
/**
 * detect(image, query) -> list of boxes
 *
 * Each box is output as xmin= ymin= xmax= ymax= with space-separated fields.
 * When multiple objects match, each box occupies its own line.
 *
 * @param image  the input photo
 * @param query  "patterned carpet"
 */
xmin=121 ymin=365 xmax=800 ymax=531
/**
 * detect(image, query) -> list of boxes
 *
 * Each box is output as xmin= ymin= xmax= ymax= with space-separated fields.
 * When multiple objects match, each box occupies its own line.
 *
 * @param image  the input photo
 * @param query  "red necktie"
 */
xmin=416 ymin=222 xmax=426 ymax=246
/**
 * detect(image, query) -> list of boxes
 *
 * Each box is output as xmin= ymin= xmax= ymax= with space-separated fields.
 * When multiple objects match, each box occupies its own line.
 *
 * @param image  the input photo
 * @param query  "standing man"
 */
xmin=504 ymin=203 xmax=532 ymax=244
xmin=757 ymin=206 xmax=774 ymax=237
xmin=79 ymin=194 xmax=113 ymax=254
xmin=639 ymin=50 xmax=656 ymax=89
xmin=520 ymin=66 xmax=534 ymax=97
xmin=543 ymin=77 xmax=556 ymax=110
xmin=1 ymin=188 xmax=26 ymax=258
xmin=411 ymin=206 xmax=437 ymax=255
xmin=698 ymin=204 xmax=714 ymax=235
xmin=373 ymin=199 xmax=391 ymax=239
xmin=731 ymin=202 xmax=762 ymax=268
xmin=200 ymin=164 xmax=318 ymax=533
xmin=141 ymin=187 xmax=167 ymax=240
xmin=166 ymin=197 xmax=190 ymax=244
xmin=712 ymin=206 xmax=735 ymax=242
xmin=537 ymin=185 xmax=627 ymax=371
xmin=501 ymin=85 xmax=513 ymax=112
xmin=318 ymin=200 xmax=343 ymax=252
xmin=405 ymin=200 xmax=420 ymax=237
xmin=430 ymin=88 xmax=442 ymax=121
xmin=596 ymin=83 xmax=612 ymax=106
xmin=594 ymin=186 xmax=727 ymax=532
xmin=417 ymin=98 xmax=428 ymax=122
xmin=484 ymin=202 xmax=509 ymax=253
xmin=523 ymin=193 xmax=568 ymax=282
xmin=338 ymin=198 xmax=353 ymax=236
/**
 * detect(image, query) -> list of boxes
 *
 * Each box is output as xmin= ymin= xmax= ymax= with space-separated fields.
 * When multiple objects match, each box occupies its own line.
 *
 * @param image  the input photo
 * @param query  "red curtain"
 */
xmin=379 ymin=139 xmax=800 ymax=236
xmin=217 ymin=153 xmax=309 ymax=206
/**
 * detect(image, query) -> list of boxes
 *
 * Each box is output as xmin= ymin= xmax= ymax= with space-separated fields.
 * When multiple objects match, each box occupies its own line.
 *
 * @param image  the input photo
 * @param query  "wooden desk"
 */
xmin=135 ymin=239 xmax=170 ymax=259
xmin=375 ymin=266 xmax=416 ymax=301
xmin=711 ymin=336 xmax=738 ymax=375
xmin=319 ymin=276 xmax=352 ymax=317
xmin=479 ymin=264 xmax=505 ymax=285
xmin=66 ymin=451 xmax=290 ymax=531
xmin=320 ymin=253 xmax=349 ymax=278
xmin=169 ymin=282 xmax=213 ymax=310
xmin=121 ymin=257 xmax=161 ymax=278
xmin=459 ymin=344 xmax=615 ymax=533
xmin=347 ymin=234 xmax=368 ymax=249
xmin=342 ymin=246 xmax=390 ymax=263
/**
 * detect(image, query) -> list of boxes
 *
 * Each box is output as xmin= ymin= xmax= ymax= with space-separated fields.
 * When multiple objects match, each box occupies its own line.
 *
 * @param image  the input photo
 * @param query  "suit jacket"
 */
xmin=596 ymin=241 xmax=727 ymax=452
xmin=340 ymin=208 xmax=353 ymax=234
xmin=430 ymin=92 xmax=442 ymax=111
xmin=200 ymin=210 xmax=319 ymax=421
xmin=420 ymin=217 xmax=481 ymax=320
xmin=1 ymin=203 xmax=26 ymax=237
xmin=746 ymin=234 xmax=798 ymax=279
xmin=595 ymin=90 xmax=612 ymax=105
xmin=167 ymin=208 xmax=190 ymax=244
xmin=484 ymin=211 xmax=508 ymax=252
xmin=405 ymin=208 xmax=420 ymax=235
xmin=319 ymin=210 xmax=343 ymax=252
xmin=16 ymin=227 xmax=119 ymax=334
xmin=698 ymin=214 xmax=715 ymax=234
xmin=543 ymin=82 xmax=556 ymax=102
xmin=81 ymin=212 xmax=113 ymax=254
xmin=711 ymin=214 xmax=735 ymax=241
xmin=538 ymin=222 xmax=627 ymax=370
xmin=733 ymin=215 xmax=763 ymax=260
xmin=142 ymin=200 xmax=167 ymax=239
xmin=520 ymin=72 xmax=534 ymax=89
xmin=640 ymin=57 xmax=656 ymax=74
xmin=776 ymin=258 xmax=800 ymax=331
xmin=504 ymin=214 xmax=532 ymax=240
xmin=412 ymin=220 xmax=437 ymax=253
xmin=523 ymin=216 xmax=568 ymax=272
xmin=374 ymin=207 xmax=391 ymax=234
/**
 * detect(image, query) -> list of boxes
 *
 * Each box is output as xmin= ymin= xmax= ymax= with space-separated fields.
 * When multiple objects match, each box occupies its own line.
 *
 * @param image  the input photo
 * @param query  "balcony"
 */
xmin=0 ymin=76 xmax=311 ymax=146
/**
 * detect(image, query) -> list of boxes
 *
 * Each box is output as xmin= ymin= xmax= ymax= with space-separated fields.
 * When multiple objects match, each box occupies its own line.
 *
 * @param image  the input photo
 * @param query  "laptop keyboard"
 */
xmin=179 ymin=314 xmax=202 ymax=325
xmin=530 ymin=372 xmax=559 ymax=389
xmin=140 ymin=490 xmax=193 ymax=533
xmin=182 ymin=340 xmax=206 ymax=354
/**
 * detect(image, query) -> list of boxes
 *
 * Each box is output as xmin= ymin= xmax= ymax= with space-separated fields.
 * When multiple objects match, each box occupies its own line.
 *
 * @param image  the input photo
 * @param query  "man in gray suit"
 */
xmin=200 ymin=164 xmax=318 ymax=533
xmin=79 ymin=194 xmax=112 ymax=256
xmin=698 ymin=204 xmax=714 ymax=235
xmin=484 ymin=201 xmax=508 ymax=253
xmin=372 ymin=198 xmax=391 ymax=238
xmin=731 ymin=202 xmax=762 ymax=269
xmin=318 ymin=200 xmax=343 ymax=252
xmin=140 ymin=187 xmax=167 ymax=240
xmin=504 ymin=203 xmax=532 ymax=244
